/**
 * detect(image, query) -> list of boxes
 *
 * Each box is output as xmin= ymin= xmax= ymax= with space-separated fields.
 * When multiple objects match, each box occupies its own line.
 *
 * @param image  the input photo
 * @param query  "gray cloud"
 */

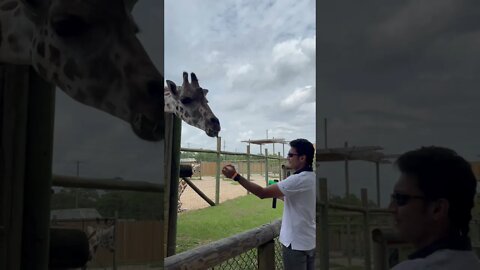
xmin=318 ymin=0 xmax=480 ymax=206
xmin=167 ymin=0 xmax=315 ymax=152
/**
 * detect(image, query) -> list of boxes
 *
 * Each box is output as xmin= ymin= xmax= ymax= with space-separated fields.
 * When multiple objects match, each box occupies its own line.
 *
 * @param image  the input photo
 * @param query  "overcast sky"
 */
xmin=52 ymin=0 xmax=315 ymax=184
xmin=317 ymin=0 xmax=480 ymax=206
xmin=165 ymin=0 xmax=316 ymax=153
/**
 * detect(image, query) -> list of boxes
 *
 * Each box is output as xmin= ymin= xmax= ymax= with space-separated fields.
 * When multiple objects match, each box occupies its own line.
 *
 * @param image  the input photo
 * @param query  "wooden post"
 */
xmin=278 ymin=152 xmax=281 ymax=179
xmin=264 ymin=149 xmax=269 ymax=186
xmin=324 ymin=118 xmax=328 ymax=148
xmin=166 ymin=114 xmax=182 ymax=256
xmin=182 ymin=178 xmax=215 ymax=206
xmin=257 ymin=239 xmax=275 ymax=270
xmin=1 ymin=65 xmax=30 ymax=269
xmin=344 ymin=141 xmax=349 ymax=198
xmin=372 ymin=229 xmax=388 ymax=270
xmin=317 ymin=177 xmax=329 ymax=270
xmin=376 ymin=162 xmax=380 ymax=207
xmin=362 ymin=188 xmax=372 ymax=270
xmin=22 ymin=67 xmax=56 ymax=269
xmin=113 ymin=211 xmax=118 ymax=270
xmin=347 ymin=216 xmax=352 ymax=266
xmin=247 ymin=145 xmax=251 ymax=195
xmin=215 ymin=137 xmax=221 ymax=205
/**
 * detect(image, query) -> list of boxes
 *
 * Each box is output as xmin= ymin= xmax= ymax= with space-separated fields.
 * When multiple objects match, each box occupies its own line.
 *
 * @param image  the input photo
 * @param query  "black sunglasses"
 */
xmin=391 ymin=193 xmax=425 ymax=206
xmin=287 ymin=153 xmax=301 ymax=157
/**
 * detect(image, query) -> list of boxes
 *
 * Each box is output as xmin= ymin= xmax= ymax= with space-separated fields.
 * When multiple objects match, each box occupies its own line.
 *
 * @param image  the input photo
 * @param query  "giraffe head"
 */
xmin=165 ymin=72 xmax=221 ymax=137
xmin=11 ymin=0 xmax=164 ymax=141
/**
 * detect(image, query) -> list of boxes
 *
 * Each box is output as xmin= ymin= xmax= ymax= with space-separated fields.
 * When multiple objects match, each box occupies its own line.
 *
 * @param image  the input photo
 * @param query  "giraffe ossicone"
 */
xmin=165 ymin=72 xmax=220 ymax=137
xmin=0 ymin=0 xmax=220 ymax=140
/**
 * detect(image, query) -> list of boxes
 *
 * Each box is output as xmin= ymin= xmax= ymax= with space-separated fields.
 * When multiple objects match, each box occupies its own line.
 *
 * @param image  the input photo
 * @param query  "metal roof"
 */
xmin=241 ymin=138 xmax=288 ymax=145
xmin=316 ymin=146 xmax=400 ymax=163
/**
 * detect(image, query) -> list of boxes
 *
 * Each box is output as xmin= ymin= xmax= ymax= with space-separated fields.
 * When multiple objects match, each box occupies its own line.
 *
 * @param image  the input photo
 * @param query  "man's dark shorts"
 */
xmin=282 ymin=244 xmax=315 ymax=270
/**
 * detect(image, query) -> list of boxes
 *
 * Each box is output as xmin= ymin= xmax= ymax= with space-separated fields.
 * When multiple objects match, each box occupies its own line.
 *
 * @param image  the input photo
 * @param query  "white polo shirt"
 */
xmin=277 ymin=170 xmax=316 ymax=250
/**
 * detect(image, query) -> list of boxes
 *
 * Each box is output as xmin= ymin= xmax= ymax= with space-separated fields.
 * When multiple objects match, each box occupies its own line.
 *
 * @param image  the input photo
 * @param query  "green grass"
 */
xmin=176 ymin=195 xmax=283 ymax=253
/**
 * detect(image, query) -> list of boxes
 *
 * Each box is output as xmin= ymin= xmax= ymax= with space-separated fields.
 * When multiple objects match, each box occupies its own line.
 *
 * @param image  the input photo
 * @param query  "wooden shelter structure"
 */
xmin=241 ymin=138 xmax=288 ymax=157
xmin=316 ymin=144 xmax=399 ymax=207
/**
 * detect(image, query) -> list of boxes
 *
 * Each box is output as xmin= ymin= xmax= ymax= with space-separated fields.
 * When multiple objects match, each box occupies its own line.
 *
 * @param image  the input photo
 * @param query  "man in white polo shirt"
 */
xmin=389 ymin=146 xmax=480 ymax=270
xmin=222 ymin=138 xmax=315 ymax=270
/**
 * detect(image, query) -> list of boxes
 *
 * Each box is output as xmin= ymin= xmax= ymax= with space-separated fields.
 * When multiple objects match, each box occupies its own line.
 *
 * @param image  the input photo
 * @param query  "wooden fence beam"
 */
xmin=165 ymin=219 xmax=281 ymax=270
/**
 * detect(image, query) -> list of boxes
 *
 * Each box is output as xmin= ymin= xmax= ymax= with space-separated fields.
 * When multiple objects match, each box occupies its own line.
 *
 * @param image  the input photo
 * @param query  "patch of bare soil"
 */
xmin=179 ymin=174 xmax=270 ymax=211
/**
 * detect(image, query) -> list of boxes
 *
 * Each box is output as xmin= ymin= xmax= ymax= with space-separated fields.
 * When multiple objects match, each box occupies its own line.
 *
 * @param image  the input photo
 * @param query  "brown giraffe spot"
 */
xmin=88 ymin=54 xmax=121 ymax=83
xmin=105 ymin=101 xmax=116 ymax=113
xmin=48 ymin=44 xmax=61 ymax=67
xmin=36 ymin=42 xmax=45 ymax=58
xmin=73 ymin=90 xmax=87 ymax=103
xmin=63 ymin=58 xmax=83 ymax=80
xmin=87 ymin=85 xmax=109 ymax=105
xmin=52 ymin=72 xmax=59 ymax=82
xmin=0 ymin=1 xmax=18 ymax=11
xmin=7 ymin=34 xmax=21 ymax=53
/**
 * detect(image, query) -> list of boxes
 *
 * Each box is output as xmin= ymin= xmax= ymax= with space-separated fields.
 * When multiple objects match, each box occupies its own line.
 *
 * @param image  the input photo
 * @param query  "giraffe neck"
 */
xmin=0 ymin=1 xmax=34 ymax=64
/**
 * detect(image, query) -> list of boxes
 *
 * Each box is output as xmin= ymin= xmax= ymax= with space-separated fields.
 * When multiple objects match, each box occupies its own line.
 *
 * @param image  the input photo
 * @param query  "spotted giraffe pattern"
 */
xmin=0 ymin=0 xmax=163 ymax=141
xmin=177 ymin=179 xmax=188 ymax=212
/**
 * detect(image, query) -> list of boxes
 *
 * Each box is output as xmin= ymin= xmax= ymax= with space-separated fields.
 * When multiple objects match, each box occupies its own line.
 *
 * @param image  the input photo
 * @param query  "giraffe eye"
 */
xmin=181 ymin=97 xmax=193 ymax=104
xmin=51 ymin=15 xmax=91 ymax=37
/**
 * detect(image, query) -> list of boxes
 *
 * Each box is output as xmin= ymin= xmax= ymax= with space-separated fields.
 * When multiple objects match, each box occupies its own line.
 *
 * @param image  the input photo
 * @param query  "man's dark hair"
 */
xmin=395 ymin=146 xmax=477 ymax=236
xmin=289 ymin=138 xmax=315 ymax=168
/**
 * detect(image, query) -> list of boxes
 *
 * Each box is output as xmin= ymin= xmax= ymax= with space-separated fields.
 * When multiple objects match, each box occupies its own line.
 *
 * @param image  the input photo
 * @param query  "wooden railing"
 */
xmin=164 ymin=219 xmax=281 ymax=270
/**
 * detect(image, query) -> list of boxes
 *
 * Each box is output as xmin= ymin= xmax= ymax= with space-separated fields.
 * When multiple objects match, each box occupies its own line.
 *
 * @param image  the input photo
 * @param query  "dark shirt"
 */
xmin=294 ymin=165 xmax=313 ymax=174
xmin=408 ymin=234 xmax=472 ymax=260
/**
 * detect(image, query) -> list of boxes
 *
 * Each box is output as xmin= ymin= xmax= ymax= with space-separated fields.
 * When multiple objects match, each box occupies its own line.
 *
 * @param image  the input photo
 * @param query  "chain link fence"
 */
xmin=209 ymin=237 xmax=284 ymax=270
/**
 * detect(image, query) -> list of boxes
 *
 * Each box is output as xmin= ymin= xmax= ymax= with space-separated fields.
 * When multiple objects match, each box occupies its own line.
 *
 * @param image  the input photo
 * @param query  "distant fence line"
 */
xmin=181 ymin=147 xmax=287 ymax=181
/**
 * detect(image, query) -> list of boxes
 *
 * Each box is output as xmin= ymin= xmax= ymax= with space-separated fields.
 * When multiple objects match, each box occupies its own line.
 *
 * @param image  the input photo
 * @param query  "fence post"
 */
xmin=264 ymin=149 xmax=269 ymax=186
xmin=317 ymin=177 xmax=329 ymax=270
xmin=215 ymin=136 xmax=221 ymax=205
xmin=278 ymin=152 xmax=281 ymax=179
xmin=22 ymin=67 xmax=55 ymax=269
xmin=247 ymin=145 xmax=251 ymax=195
xmin=362 ymin=188 xmax=372 ymax=270
xmin=372 ymin=229 xmax=388 ymax=270
xmin=347 ymin=216 xmax=352 ymax=266
xmin=376 ymin=162 xmax=380 ymax=207
xmin=257 ymin=239 xmax=275 ymax=270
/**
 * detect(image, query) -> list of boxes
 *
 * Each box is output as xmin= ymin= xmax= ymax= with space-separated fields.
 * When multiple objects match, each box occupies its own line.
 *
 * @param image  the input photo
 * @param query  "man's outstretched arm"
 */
xmin=222 ymin=165 xmax=284 ymax=199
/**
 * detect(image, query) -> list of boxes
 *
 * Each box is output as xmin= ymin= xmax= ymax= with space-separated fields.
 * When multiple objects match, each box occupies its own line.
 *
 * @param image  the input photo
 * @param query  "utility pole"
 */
xmin=75 ymin=160 xmax=81 ymax=208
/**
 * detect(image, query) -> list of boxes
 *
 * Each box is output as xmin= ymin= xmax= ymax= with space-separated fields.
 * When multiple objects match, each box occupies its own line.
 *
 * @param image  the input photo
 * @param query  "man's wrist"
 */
xmin=233 ymin=173 xmax=241 ymax=181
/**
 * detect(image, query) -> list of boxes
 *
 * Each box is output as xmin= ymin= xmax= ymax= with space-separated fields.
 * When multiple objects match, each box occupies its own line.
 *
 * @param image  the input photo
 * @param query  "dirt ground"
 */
xmin=179 ymin=174 xmax=272 ymax=211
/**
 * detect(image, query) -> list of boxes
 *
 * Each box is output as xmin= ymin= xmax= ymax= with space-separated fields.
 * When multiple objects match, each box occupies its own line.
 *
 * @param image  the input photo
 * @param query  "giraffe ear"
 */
xmin=202 ymin=89 xmax=209 ymax=96
xmin=166 ymin=80 xmax=178 ymax=96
